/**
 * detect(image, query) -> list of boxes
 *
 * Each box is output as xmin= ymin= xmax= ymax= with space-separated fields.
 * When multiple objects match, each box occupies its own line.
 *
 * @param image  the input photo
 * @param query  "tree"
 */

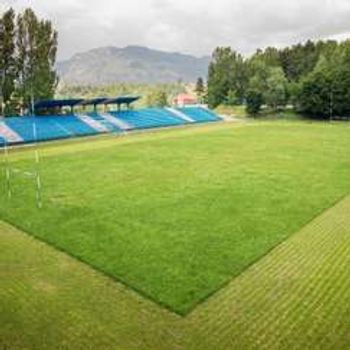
xmin=251 ymin=63 xmax=268 ymax=92
xmin=0 ymin=8 xmax=16 ymax=115
xmin=248 ymin=47 xmax=280 ymax=74
xmin=207 ymin=47 xmax=247 ymax=108
xmin=246 ymin=88 xmax=264 ymax=115
xmin=265 ymin=67 xmax=288 ymax=110
xmin=195 ymin=77 xmax=205 ymax=102
xmin=287 ymin=81 xmax=302 ymax=109
xmin=278 ymin=40 xmax=338 ymax=83
xmin=225 ymin=89 xmax=239 ymax=106
xmin=298 ymin=55 xmax=335 ymax=118
xmin=16 ymin=8 xmax=58 ymax=113
xmin=328 ymin=43 xmax=350 ymax=117
xmin=207 ymin=48 xmax=232 ymax=108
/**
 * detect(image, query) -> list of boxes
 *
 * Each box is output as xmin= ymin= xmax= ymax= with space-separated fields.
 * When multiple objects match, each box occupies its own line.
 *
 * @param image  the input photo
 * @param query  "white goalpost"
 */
xmin=2 ymin=101 xmax=43 ymax=209
xmin=31 ymin=110 xmax=43 ymax=209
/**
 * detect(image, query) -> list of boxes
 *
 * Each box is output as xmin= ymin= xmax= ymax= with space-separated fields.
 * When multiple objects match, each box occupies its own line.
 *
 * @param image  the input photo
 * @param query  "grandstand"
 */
xmin=0 ymin=96 xmax=221 ymax=146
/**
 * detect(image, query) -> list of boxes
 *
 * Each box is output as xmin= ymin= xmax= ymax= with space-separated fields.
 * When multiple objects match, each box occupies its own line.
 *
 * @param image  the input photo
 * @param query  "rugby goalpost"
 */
xmin=3 ymin=96 xmax=43 ymax=209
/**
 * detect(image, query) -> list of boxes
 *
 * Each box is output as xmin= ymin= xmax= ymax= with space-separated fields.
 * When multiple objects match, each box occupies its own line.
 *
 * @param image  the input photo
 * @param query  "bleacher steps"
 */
xmin=165 ymin=107 xmax=195 ymax=123
xmin=99 ymin=113 xmax=133 ymax=131
xmin=76 ymin=114 xmax=109 ymax=132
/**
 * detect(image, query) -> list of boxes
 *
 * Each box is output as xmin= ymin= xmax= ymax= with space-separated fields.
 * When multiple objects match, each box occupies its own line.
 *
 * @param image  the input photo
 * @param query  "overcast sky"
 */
xmin=3 ymin=0 xmax=350 ymax=60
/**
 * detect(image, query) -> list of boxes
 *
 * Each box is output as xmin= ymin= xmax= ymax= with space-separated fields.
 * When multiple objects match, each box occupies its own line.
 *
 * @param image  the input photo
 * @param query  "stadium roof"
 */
xmin=34 ymin=99 xmax=84 ymax=109
xmin=103 ymin=96 xmax=141 ymax=105
xmin=80 ymin=98 xmax=109 ymax=106
xmin=34 ymin=96 xmax=141 ymax=110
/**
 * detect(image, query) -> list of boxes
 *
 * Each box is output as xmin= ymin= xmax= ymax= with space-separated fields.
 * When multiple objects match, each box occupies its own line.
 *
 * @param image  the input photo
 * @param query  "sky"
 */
xmin=3 ymin=0 xmax=350 ymax=60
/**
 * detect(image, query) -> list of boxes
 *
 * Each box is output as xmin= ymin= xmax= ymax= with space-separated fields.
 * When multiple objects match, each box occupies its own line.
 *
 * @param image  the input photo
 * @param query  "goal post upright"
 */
xmin=31 ymin=97 xmax=43 ymax=209
xmin=3 ymin=137 xmax=12 ymax=200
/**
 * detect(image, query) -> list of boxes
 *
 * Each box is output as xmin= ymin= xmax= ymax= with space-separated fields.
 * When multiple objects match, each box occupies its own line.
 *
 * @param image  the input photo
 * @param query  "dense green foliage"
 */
xmin=299 ymin=45 xmax=350 ymax=118
xmin=264 ymin=67 xmax=288 ymax=110
xmin=1 ymin=122 xmax=350 ymax=314
xmin=208 ymin=39 xmax=350 ymax=118
xmin=208 ymin=47 xmax=247 ymax=108
xmin=0 ymin=8 xmax=57 ymax=115
xmin=0 ymin=8 xmax=16 ymax=115
xmin=245 ymin=88 xmax=263 ymax=115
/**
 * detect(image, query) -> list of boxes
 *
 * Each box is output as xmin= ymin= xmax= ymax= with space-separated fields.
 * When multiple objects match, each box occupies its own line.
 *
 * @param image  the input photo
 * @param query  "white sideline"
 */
xmin=0 ymin=122 xmax=23 ymax=143
xmin=165 ymin=107 xmax=195 ymax=123
xmin=99 ymin=112 xmax=132 ymax=131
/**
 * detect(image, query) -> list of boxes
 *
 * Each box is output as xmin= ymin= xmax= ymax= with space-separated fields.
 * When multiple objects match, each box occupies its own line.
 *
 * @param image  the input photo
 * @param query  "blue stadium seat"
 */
xmin=110 ymin=108 xmax=185 ymax=130
xmin=139 ymin=108 xmax=186 ymax=126
xmin=87 ymin=112 xmax=122 ymax=132
xmin=5 ymin=117 xmax=37 ymax=143
xmin=177 ymin=107 xmax=221 ymax=123
xmin=35 ymin=117 xmax=71 ymax=141
xmin=109 ymin=110 xmax=154 ymax=129
xmin=0 ymin=107 xmax=221 ymax=146
xmin=54 ymin=115 xmax=98 ymax=136
xmin=4 ymin=115 xmax=98 ymax=143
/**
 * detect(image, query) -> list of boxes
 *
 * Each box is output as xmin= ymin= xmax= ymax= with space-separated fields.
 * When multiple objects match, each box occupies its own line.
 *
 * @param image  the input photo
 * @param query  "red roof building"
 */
xmin=172 ymin=93 xmax=198 ymax=107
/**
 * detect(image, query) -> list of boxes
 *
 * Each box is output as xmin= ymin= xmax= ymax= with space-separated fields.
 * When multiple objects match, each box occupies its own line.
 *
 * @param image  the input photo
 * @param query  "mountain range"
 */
xmin=56 ymin=46 xmax=210 ymax=86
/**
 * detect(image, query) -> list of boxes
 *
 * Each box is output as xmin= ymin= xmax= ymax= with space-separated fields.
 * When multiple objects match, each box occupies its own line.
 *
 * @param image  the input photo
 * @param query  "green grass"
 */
xmin=0 ymin=221 xmax=183 ymax=350
xmin=215 ymin=104 xmax=248 ymax=118
xmin=2 ymin=193 xmax=350 ymax=349
xmin=187 ymin=194 xmax=350 ymax=350
xmin=215 ymin=104 xmax=303 ymax=121
xmin=1 ymin=121 xmax=350 ymax=315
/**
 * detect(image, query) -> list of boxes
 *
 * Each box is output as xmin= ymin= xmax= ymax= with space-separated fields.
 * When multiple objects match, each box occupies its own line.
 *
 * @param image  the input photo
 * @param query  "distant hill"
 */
xmin=56 ymin=46 xmax=210 ymax=85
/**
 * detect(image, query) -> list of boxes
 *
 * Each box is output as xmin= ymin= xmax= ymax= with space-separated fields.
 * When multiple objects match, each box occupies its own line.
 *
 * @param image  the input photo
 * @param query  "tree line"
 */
xmin=0 ymin=8 xmax=57 ymax=116
xmin=207 ymin=39 xmax=350 ymax=118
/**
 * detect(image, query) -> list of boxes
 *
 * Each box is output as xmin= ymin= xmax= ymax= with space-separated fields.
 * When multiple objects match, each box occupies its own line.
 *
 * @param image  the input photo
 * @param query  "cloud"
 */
xmin=5 ymin=0 xmax=350 ymax=60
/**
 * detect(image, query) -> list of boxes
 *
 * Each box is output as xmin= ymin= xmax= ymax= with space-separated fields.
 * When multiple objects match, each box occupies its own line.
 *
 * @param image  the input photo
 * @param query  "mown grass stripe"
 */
xmin=0 ymin=221 xmax=184 ymax=350
xmin=1 ymin=196 xmax=350 ymax=349
xmin=186 ymin=195 xmax=350 ymax=350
